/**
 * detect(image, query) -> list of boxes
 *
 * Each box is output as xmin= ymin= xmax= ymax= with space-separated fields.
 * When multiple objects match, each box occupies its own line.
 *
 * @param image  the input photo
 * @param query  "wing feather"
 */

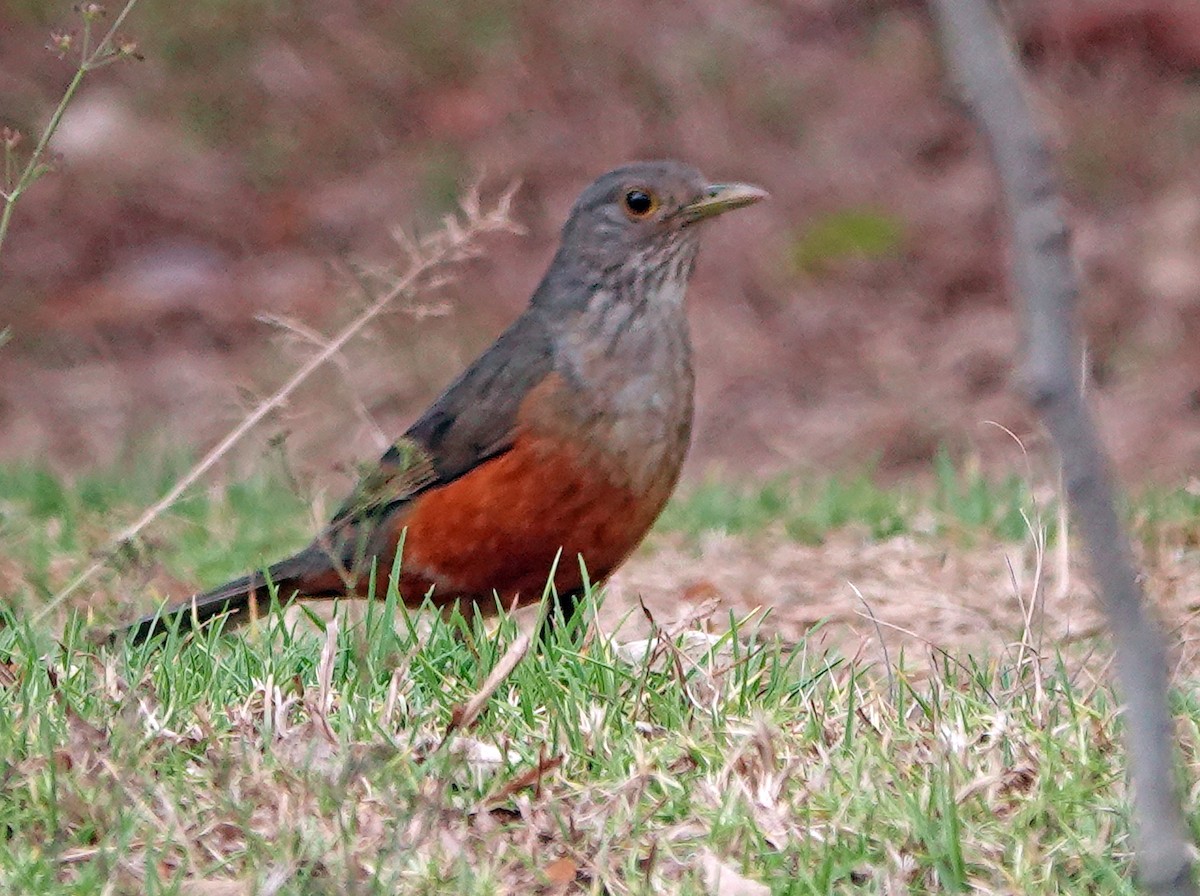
xmin=329 ymin=310 xmax=555 ymax=528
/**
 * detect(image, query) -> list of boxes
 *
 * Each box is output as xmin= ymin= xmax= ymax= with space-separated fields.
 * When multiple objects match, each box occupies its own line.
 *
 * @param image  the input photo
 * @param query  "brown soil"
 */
xmin=605 ymin=529 xmax=1112 ymax=669
xmin=598 ymin=517 xmax=1200 ymax=674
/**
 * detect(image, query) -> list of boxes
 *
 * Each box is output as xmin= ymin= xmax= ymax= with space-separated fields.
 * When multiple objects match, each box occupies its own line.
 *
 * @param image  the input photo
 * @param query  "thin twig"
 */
xmin=847 ymin=581 xmax=895 ymax=697
xmin=0 ymin=0 xmax=143 ymax=257
xmin=256 ymin=312 xmax=390 ymax=450
xmin=442 ymin=631 xmax=531 ymax=741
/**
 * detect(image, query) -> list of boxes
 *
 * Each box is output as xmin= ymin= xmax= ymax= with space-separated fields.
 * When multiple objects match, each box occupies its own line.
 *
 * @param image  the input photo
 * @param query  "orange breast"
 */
xmin=388 ymin=430 xmax=665 ymax=608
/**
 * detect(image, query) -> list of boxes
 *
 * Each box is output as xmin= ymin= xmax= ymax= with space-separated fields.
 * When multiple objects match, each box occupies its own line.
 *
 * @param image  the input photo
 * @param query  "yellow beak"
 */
xmin=679 ymin=182 xmax=769 ymax=223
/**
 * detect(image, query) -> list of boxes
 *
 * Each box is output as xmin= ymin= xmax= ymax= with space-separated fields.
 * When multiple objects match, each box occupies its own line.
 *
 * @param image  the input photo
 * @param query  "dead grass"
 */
xmin=609 ymin=522 xmax=1200 ymax=681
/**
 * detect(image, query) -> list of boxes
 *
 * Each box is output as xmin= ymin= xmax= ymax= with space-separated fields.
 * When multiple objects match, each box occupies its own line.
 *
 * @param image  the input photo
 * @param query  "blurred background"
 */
xmin=3 ymin=0 xmax=1200 ymax=488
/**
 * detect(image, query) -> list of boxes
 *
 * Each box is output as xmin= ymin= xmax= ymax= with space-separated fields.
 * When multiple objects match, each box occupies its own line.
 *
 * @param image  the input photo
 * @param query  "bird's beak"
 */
xmin=679 ymin=182 xmax=769 ymax=223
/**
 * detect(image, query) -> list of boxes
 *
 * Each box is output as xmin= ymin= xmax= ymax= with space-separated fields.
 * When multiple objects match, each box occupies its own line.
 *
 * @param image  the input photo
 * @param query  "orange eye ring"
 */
xmin=622 ymin=188 xmax=660 ymax=219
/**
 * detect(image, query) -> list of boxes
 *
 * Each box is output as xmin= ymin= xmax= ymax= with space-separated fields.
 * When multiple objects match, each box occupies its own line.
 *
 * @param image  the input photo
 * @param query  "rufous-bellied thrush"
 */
xmin=119 ymin=161 xmax=766 ymax=643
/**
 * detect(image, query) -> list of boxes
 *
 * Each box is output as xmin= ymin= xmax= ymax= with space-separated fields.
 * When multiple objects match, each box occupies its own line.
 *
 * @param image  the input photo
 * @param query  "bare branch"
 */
xmin=0 ymin=0 xmax=144 ymax=258
xmin=256 ymin=312 xmax=390 ymax=450
xmin=443 ymin=632 xmax=532 ymax=741
xmin=927 ymin=2 xmax=1197 ymax=892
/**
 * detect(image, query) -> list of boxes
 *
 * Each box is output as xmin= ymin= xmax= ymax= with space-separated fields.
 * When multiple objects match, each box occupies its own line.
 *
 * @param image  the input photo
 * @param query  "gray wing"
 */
xmin=330 ymin=310 xmax=555 ymax=525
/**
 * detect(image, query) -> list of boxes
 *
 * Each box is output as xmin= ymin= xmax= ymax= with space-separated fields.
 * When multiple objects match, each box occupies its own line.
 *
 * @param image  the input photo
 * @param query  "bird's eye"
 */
xmin=622 ymin=188 xmax=659 ymax=219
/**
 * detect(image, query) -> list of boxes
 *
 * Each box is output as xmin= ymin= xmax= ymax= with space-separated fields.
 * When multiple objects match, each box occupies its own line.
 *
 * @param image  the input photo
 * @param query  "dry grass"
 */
xmin=609 ymin=515 xmax=1200 ymax=680
xmin=607 ymin=529 xmax=1087 ymax=668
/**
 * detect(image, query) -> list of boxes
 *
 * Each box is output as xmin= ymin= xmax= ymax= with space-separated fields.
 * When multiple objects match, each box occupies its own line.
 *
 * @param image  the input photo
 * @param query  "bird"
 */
xmin=117 ymin=161 xmax=767 ymax=644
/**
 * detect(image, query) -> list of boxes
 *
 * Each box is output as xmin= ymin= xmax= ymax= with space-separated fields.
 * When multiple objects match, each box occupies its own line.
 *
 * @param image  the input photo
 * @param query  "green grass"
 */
xmin=1 ymin=456 xmax=1198 ymax=892
xmin=0 ymin=457 xmax=313 ymax=609
xmin=660 ymin=451 xmax=1041 ymax=543
xmin=0 ymin=588 xmax=1164 ymax=894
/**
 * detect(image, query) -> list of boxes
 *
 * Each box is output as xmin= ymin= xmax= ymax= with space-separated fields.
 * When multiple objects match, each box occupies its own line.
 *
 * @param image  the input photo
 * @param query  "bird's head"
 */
xmin=558 ymin=160 xmax=766 ymax=272
xmin=537 ymin=161 xmax=767 ymax=311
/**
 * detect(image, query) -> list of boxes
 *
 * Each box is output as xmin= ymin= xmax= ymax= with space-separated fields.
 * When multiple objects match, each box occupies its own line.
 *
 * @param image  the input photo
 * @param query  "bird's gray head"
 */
xmin=533 ymin=160 xmax=767 ymax=311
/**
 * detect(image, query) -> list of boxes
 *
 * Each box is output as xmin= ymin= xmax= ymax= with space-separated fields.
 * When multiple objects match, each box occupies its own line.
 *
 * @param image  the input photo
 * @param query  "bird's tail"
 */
xmin=114 ymin=546 xmax=337 ymax=645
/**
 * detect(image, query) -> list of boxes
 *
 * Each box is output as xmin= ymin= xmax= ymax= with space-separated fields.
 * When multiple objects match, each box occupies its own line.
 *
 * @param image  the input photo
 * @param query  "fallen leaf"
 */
xmin=544 ymin=856 xmax=578 ymax=886
xmin=616 ymin=631 xmax=724 ymax=670
xmin=698 ymin=850 xmax=769 ymax=896
xmin=448 ymin=735 xmax=517 ymax=770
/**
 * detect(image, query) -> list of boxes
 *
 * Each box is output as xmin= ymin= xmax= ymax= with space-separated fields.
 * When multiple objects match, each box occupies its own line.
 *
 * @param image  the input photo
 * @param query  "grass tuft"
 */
xmin=661 ymin=451 xmax=1043 ymax=545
